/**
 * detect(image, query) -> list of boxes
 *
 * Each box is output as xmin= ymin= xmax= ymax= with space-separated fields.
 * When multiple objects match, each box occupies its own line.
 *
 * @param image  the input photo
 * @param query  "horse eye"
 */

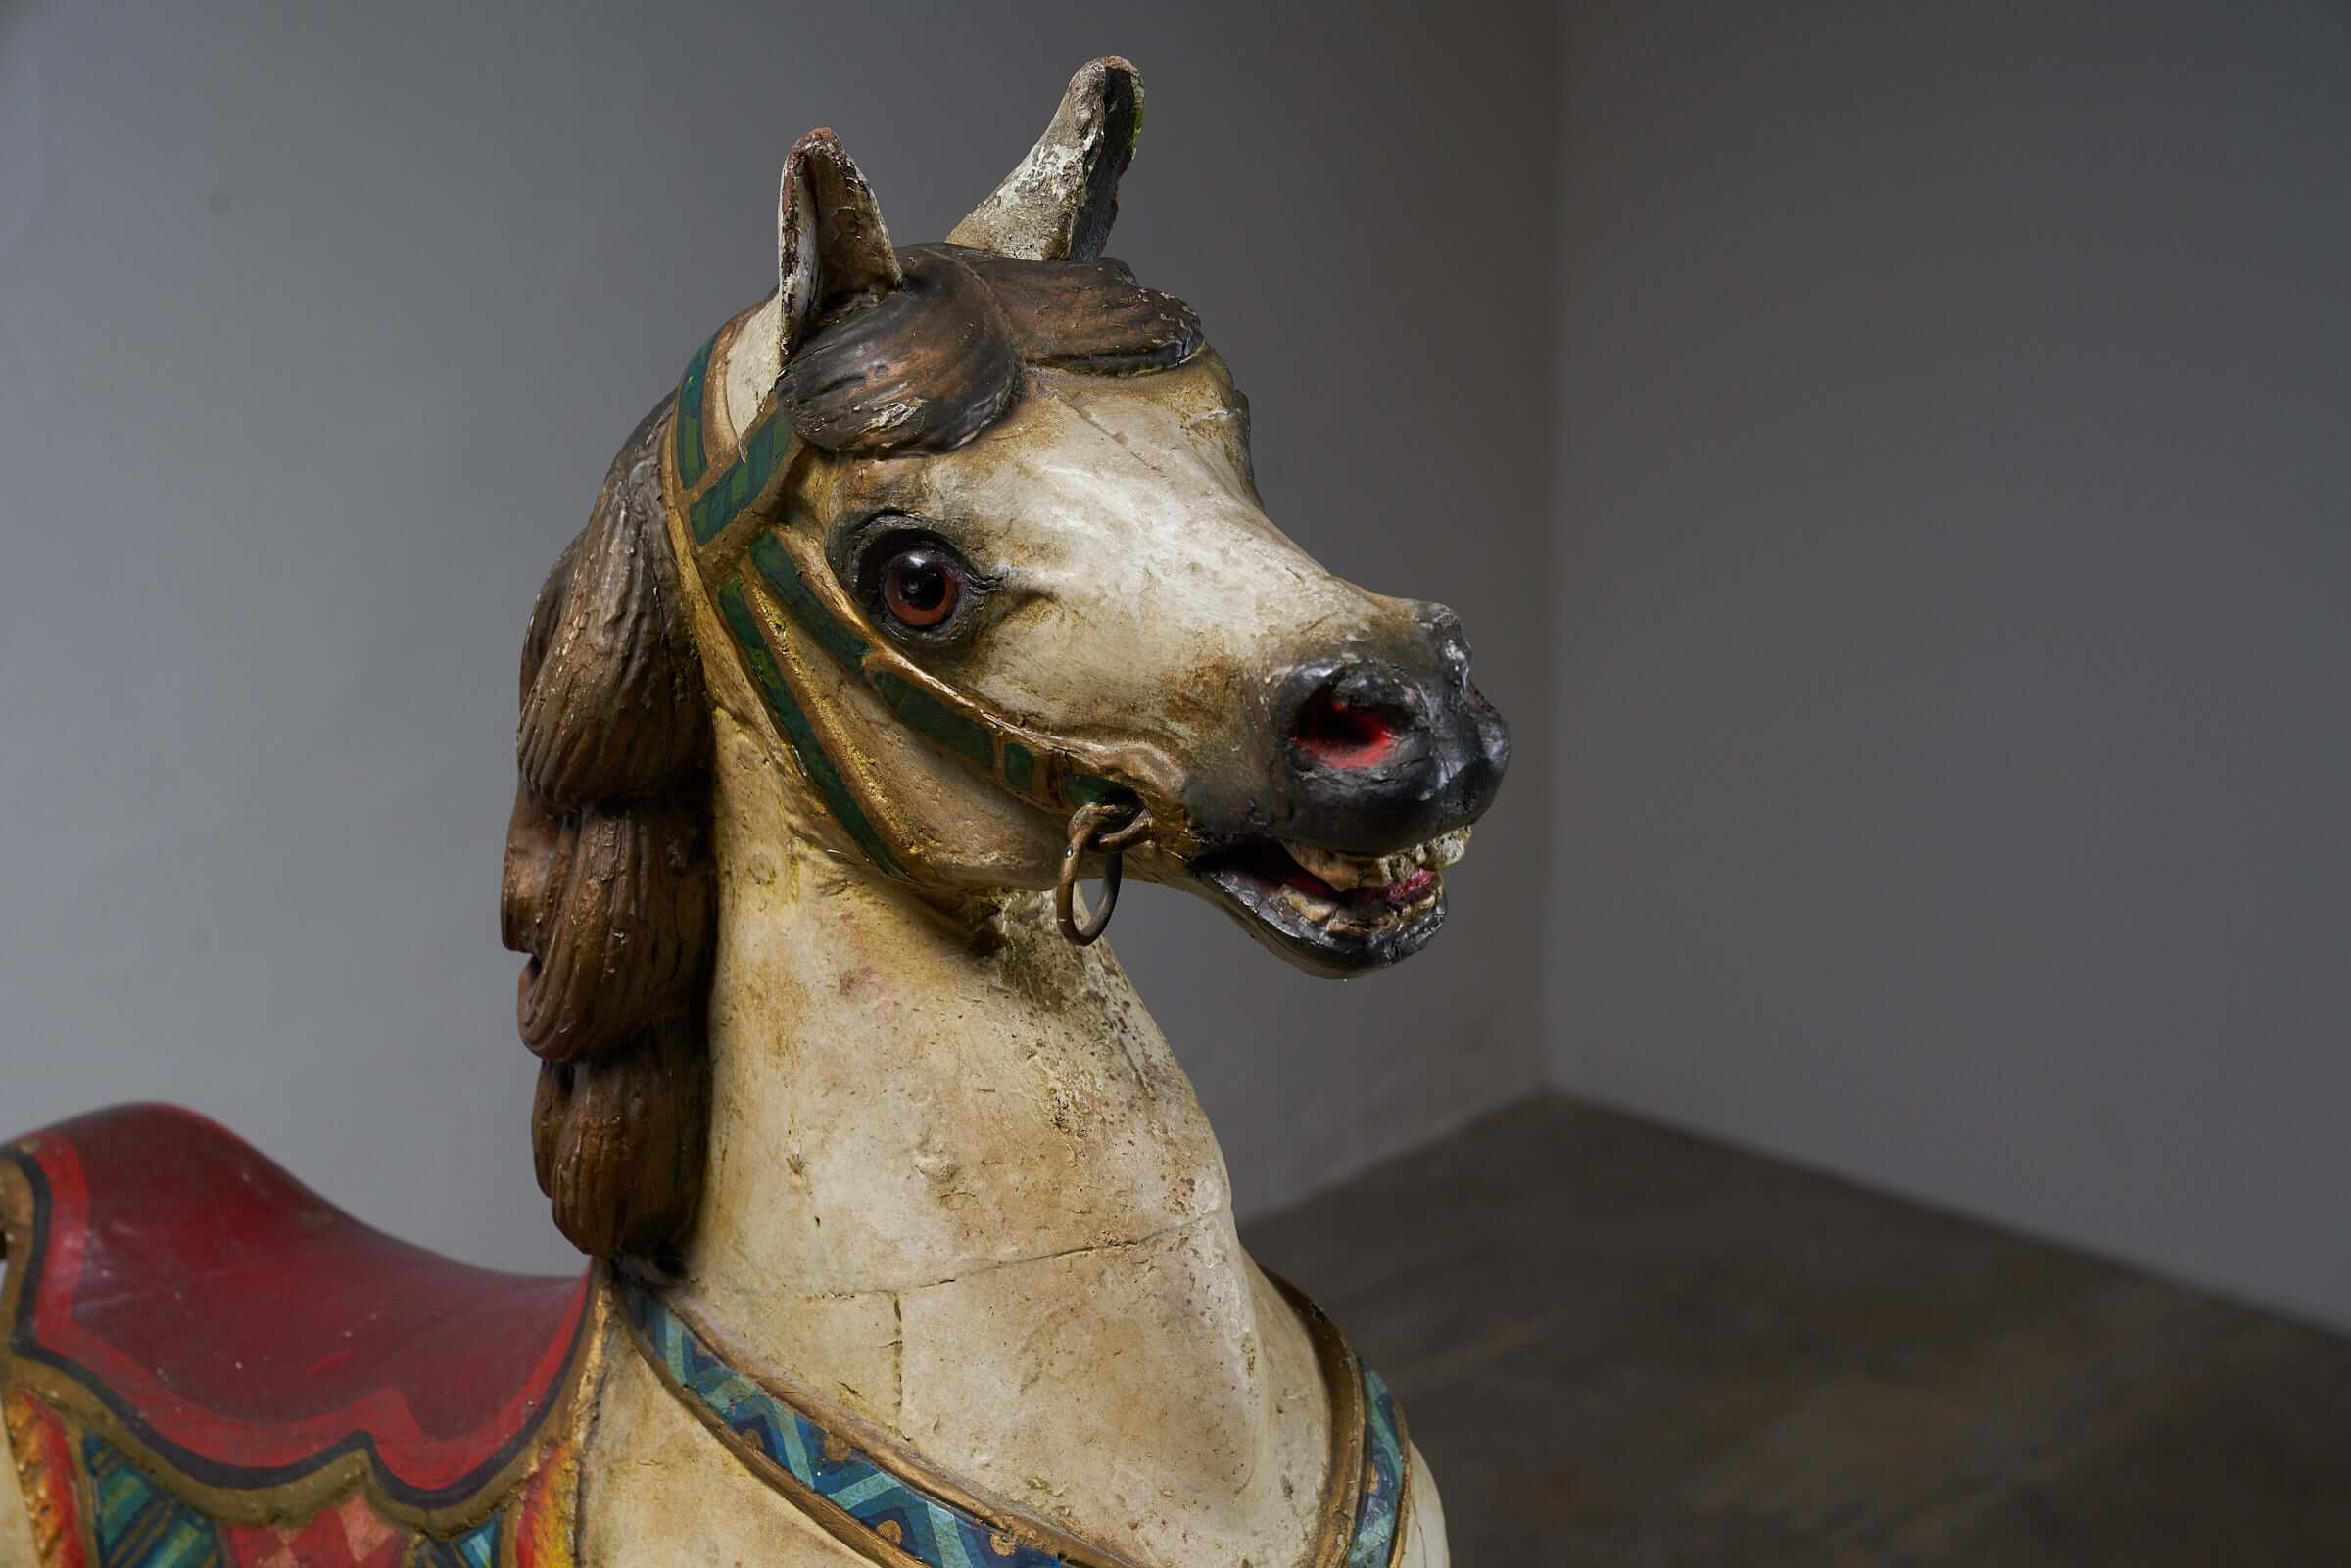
xmin=878 ymin=546 xmax=962 ymax=629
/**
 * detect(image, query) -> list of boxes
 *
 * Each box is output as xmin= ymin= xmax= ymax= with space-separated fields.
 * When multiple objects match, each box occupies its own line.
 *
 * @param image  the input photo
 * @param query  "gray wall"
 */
xmin=20 ymin=0 xmax=2328 ymax=1336
xmin=1550 ymin=2 xmax=2351 ymax=1326
xmin=0 ymin=1 xmax=1556 ymax=1273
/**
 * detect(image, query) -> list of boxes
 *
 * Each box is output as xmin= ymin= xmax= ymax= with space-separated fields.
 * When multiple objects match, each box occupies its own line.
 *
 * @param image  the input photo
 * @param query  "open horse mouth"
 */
xmin=1193 ymin=827 xmax=1470 ymax=974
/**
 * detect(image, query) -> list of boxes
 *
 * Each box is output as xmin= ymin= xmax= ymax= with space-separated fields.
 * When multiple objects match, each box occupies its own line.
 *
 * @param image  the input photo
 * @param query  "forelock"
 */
xmin=776 ymin=244 xmax=1204 ymax=456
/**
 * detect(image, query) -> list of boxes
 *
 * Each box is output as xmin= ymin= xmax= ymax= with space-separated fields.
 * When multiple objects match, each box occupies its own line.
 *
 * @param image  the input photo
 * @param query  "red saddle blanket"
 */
xmin=2 ymin=1104 xmax=590 ymax=1509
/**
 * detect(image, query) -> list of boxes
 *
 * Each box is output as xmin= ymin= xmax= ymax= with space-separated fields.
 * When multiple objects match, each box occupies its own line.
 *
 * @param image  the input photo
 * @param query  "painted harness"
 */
xmin=666 ymin=296 xmax=1185 ymax=942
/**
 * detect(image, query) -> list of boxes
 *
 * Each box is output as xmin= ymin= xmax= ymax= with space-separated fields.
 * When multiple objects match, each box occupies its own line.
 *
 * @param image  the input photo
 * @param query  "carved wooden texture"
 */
xmin=503 ymin=408 xmax=714 ymax=1258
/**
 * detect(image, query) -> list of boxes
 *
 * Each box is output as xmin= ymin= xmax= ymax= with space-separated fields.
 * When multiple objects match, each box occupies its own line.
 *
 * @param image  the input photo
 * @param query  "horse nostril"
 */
xmin=1291 ymin=689 xmax=1406 ymax=772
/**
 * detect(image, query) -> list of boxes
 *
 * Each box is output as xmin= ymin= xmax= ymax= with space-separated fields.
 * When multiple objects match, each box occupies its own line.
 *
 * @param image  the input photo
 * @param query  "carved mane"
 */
xmin=502 ymin=407 xmax=714 ymax=1258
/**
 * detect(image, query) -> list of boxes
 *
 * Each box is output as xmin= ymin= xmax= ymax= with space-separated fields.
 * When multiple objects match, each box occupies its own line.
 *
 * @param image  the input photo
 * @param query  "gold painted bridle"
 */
xmin=661 ymin=315 xmax=1181 ymax=942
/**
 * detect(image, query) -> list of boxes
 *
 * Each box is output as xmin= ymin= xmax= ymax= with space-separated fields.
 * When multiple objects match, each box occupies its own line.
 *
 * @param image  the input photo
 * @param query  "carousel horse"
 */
xmin=0 ymin=59 xmax=1509 ymax=1568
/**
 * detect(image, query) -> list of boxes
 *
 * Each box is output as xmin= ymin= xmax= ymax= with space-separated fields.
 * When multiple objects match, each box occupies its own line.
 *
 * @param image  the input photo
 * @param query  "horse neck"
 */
xmin=674 ymin=702 xmax=1253 ymax=1436
xmin=655 ymin=349 xmax=1334 ymax=1554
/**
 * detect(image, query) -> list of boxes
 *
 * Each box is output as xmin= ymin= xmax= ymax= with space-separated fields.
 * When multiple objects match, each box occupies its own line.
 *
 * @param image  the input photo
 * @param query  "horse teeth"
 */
xmin=1425 ymin=826 xmax=1471 ymax=869
xmin=1275 ymin=884 xmax=1337 ymax=922
xmin=1283 ymin=828 xmax=1471 ymax=891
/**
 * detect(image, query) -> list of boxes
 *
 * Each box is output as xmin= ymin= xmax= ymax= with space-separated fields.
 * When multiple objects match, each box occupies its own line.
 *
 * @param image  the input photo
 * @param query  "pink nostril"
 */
xmin=1293 ymin=690 xmax=1402 ymax=771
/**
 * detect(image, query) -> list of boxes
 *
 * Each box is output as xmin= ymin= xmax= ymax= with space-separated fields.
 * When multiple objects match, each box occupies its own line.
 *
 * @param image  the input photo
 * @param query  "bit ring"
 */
xmin=1057 ymin=802 xmax=1155 ymax=945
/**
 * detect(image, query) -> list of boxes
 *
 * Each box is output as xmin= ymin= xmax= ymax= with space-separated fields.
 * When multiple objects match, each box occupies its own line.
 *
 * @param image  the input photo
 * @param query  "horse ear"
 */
xmin=948 ymin=57 xmax=1143 ymax=261
xmin=778 ymin=129 xmax=903 ymax=357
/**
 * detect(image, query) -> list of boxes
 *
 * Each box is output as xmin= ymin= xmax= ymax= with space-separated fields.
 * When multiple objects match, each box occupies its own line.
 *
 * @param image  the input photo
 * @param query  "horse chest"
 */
xmin=575 ymin=1277 xmax=1438 ymax=1568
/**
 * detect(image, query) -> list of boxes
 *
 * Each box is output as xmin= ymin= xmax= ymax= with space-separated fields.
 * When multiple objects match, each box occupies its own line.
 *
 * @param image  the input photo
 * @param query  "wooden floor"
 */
xmin=1244 ymin=1095 xmax=2351 ymax=1567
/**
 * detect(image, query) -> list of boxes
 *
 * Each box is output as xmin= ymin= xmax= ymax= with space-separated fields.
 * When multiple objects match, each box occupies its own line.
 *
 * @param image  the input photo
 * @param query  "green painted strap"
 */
xmin=747 ymin=533 xmax=869 ymax=671
xmin=1063 ymin=773 xmax=1124 ymax=807
xmin=871 ymin=670 xmax=993 ymax=771
xmin=744 ymin=533 xmax=1128 ymax=812
xmin=1001 ymin=741 xmax=1036 ymax=795
xmin=687 ymin=406 xmax=794 ymax=546
xmin=749 ymin=533 xmax=997 ymax=776
xmin=674 ymin=331 xmax=717 ymax=491
xmin=673 ymin=331 xmax=1133 ymax=878
xmin=714 ymin=577 xmax=910 ymax=882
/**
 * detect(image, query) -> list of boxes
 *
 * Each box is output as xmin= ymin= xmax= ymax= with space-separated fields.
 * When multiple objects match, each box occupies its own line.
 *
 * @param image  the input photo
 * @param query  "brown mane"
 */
xmin=502 ymin=406 xmax=713 ymax=1259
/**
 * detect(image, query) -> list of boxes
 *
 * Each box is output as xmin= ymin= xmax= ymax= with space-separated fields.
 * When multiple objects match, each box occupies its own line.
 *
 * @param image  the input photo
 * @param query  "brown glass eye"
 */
xmin=879 ymin=546 xmax=961 ymax=628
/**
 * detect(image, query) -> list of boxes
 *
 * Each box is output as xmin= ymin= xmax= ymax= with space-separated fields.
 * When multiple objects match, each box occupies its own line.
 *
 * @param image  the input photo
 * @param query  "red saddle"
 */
xmin=2 ymin=1104 xmax=591 ymax=1509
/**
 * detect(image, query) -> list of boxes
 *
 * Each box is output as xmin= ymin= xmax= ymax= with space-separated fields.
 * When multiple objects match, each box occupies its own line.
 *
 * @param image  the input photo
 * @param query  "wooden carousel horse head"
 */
xmin=531 ymin=71 xmax=1512 ymax=975
xmin=501 ymin=56 xmax=1511 ymax=1268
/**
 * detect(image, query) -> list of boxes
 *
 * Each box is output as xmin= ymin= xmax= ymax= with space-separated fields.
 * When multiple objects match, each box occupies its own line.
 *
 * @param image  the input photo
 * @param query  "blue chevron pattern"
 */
xmin=630 ymin=1286 xmax=1059 ymax=1568
xmin=80 ymin=1431 xmax=224 ymax=1568
xmin=1346 ymin=1367 xmax=1407 ymax=1567
xmin=629 ymin=1283 xmax=1413 ymax=1568
xmin=411 ymin=1516 xmax=502 ymax=1568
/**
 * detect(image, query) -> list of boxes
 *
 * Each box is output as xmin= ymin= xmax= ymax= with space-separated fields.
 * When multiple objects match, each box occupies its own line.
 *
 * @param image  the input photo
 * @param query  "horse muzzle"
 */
xmin=1180 ymin=603 xmax=1512 ymax=976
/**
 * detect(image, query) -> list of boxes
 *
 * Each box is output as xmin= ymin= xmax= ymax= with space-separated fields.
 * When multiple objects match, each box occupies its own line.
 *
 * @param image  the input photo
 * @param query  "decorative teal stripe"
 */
xmin=665 ymin=320 xmax=1148 ymax=868
xmin=745 ymin=532 xmax=1135 ymax=815
xmin=1064 ymin=772 xmax=1125 ymax=807
xmin=78 ymin=1433 xmax=222 ymax=1568
xmin=871 ymin=671 xmax=995 ymax=770
xmin=748 ymin=533 xmax=870 ymax=671
xmin=1002 ymin=742 xmax=1036 ymax=794
xmin=628 ymin=1285 xmax=1062 ymax=1568
xmin=675 ymin=331 xmax=716 ymax=491
xmin=411 ymin=1518 xmax=502 ymax=1568
xmin=629 ymin=1281 xmax=1412 ymax=1568
xmin=714 ymin=577 xmax=909 ymax=881
xmin=1346 ymin=1367 xmax=1408 ymax=1567
xmin=687 ymin=407 xmax=794 ymax=546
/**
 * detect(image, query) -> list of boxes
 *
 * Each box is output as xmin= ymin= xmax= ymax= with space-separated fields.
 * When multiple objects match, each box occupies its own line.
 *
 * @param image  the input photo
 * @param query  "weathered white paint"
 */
xmin=0 ymin=1442 xmax=32 ymax=1568
xmin=721 ymin=293 xmax=785 ymax=448
xmin=948 ymin=58 xmax=1138 ymax=261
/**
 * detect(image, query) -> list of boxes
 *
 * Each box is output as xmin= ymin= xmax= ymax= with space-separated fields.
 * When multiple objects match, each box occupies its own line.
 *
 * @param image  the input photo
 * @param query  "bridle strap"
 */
xmin=661 ymin=320 xmax=1190 ymax=899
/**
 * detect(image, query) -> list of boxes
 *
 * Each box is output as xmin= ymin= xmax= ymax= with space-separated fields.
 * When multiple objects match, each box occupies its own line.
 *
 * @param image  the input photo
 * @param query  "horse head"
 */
xmin=505 ymin=59 xmax=1511 ymax=1256
xmin=695 ymin=59 xmax=1509 ymax=975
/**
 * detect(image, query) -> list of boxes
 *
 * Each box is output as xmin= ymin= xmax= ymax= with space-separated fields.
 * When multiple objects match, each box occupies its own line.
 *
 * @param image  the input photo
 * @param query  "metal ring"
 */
xmin=1057 ymin=802 xmax=1154 ymax=945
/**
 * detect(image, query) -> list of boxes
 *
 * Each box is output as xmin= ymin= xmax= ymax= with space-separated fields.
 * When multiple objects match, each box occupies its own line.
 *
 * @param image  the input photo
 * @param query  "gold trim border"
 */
xmin=5 ymin=1389 xmax=94 ymax=1568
